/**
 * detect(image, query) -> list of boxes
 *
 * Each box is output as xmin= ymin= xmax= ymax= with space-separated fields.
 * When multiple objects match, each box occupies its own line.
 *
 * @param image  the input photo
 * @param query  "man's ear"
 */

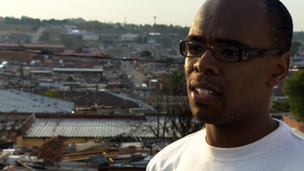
xmin=267 ymin=52 xmax=290 ymax=87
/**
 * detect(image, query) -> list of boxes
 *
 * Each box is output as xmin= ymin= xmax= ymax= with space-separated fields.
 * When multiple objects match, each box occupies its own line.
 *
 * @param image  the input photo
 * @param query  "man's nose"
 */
xmin=193 ymin=49 xmax=219 ymax=75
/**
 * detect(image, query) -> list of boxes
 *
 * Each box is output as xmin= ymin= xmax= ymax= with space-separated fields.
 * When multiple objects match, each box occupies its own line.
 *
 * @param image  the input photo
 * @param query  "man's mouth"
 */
xmin=193 ymin=88 xmax=217 ymax=96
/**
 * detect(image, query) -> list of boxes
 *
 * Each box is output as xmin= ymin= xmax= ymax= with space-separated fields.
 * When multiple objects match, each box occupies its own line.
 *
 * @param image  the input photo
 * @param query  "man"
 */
xmin=147 ymin=0 xmax=304 ymax=170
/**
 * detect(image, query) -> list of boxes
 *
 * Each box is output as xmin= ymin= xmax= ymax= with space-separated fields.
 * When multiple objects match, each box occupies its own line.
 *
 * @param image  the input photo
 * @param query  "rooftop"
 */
xmin=0 ymin=89 xmax=74 ymax=114
xmin=20 ymin=114 xmax=151 ymax=138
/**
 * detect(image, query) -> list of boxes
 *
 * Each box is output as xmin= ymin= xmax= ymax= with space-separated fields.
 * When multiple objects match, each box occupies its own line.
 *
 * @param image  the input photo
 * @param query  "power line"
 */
xmin=0 ymin=49 xmax=185 ymax=64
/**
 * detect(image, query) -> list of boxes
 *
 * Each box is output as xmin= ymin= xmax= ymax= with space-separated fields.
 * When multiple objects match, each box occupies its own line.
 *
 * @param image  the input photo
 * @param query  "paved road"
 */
xmin=121 ymin=60 xmax=146 ymax=87
xmin=31 ymin=27 xmax=45 ymax=44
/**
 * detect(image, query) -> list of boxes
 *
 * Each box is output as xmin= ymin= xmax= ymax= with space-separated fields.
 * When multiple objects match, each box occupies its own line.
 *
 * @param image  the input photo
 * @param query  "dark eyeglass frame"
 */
xmin=180 ymin=40 xmax=282 ymax=63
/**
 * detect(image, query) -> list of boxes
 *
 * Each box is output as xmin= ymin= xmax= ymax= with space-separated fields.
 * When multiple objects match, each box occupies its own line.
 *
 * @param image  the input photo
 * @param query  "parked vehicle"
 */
xmin=142 ymin=83 xmax=147 ymax=91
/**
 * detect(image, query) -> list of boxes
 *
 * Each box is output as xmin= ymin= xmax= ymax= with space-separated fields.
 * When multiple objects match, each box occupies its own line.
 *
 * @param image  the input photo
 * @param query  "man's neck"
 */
xmin=205 ymin=114 xmax=279 ymax=148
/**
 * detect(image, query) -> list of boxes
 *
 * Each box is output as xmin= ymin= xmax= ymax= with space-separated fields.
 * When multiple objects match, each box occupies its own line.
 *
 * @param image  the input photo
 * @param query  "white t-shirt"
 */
xmin=146 ymin=119 xmax=304 ymax=171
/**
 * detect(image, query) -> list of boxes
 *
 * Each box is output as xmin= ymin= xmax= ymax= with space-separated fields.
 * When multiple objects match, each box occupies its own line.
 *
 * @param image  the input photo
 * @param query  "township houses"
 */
xmin=0 ymin=43 xmax=108 ymax=66
xmin=0 ymin=43 xmax=64 ymax=52
xmin=14 ymin=113 xmax=304 ymax=148
xmin=0 ymin=89 xmax=156 ymax=146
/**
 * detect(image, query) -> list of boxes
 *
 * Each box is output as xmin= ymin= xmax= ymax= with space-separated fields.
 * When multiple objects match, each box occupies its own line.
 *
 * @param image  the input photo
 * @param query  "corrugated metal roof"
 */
xmin=24 ymin=118 xmax=146 ymax=138
xmin=55 ymin=91 xmax=142 ymax=108
xmin=0 ymin=43 xmax=64 ymax=48
xmin=53 ymin=68 xmax=103 ymax=72
xmin=22 ymin=115 xmax=190 ymax=138
xmin=107 ymin=92 xmax=154 ymax=110
xmin=0 ymin=89 xmax=74 ymax=114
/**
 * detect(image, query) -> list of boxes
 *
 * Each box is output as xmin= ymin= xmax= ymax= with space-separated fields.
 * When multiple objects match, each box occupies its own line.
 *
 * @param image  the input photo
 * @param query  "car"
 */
xmin=133 ymin=90 xmax=138 ymax=96
xmin=135 ymin=84 xmax=140 ymax=90
xmin=139 ymin=93 xmax=145 ymax=100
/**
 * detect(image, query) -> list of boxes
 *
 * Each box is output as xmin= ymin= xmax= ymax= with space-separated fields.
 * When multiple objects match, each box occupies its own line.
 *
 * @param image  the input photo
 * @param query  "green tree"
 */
xmin=24 ymin=35 xmax=31 ymax=44
xmin=66 ymin=76 xmax=74 ymax=82
xmin=39 ymin=31 xmax=50 ymax=42
xmin=169 ymin=49 xmax=177 ymax=55
xmin=284 ymin=68 xmax=304 ymax=121
xmin=45 ymin=89 xmax=58 ymax=98
xmin=269 ymin=100 xmax=290 ymax=113
xmin=74 ymin=46 xmax=83 ymax=53
xmin=165 ymin=57 xmax=174 ymax=63
xmin=60 ymin=37 xmax=74 ymax=49
xmin=159 ymin=70 xmax=186 ymax=96
xmin=140 ymin=50 xmax=151 ymax=57
xmin=159 ymin=36 xmax=172 ymax=48
xmin=290 ymin=41 xmax=302 ymax=57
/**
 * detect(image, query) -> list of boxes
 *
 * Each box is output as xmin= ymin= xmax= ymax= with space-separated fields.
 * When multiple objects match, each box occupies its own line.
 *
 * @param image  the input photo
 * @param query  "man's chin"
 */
xmin=193 ymin=112 xmax=225 ymax=125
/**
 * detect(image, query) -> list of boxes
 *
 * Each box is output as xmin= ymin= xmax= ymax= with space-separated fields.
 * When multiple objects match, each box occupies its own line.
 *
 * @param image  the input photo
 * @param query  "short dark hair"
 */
xmin=263 ymin=0 xmax=293 ymax=52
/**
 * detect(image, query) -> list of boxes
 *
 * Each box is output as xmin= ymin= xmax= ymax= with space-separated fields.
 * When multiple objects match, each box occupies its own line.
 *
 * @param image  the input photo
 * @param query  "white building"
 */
xmin=121 ymin=33 xmax=139 ymax=41
xmin=83 ymin=32 xmax=99 ymax=41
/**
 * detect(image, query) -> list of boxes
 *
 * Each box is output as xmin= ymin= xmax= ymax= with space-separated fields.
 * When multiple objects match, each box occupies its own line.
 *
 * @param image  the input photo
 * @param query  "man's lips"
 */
xmin=188 ymin=81 xmax=222 ymax=104
xmin=193 ymin=88 xmax=217 ymax=96
xmin=189 ymin=81 xmax=220 ymax=96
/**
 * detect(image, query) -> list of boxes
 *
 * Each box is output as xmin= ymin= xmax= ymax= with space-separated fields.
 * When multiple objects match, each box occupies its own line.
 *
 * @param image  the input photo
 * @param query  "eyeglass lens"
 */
xmin=181 ymin=41 xmax=240 ymax=62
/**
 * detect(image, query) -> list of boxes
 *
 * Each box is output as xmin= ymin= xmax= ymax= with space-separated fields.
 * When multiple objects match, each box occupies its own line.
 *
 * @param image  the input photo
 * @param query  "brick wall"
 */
xmin=32 ymin=135 xmax=66 ymax=162
xmin=0 ymin=51 xmax=32 ymax=63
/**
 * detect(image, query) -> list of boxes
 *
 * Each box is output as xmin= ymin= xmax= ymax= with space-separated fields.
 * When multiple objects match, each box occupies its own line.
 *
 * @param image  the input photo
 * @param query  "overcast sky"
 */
xmin=0 ymin=0 xmax=303 ymax=31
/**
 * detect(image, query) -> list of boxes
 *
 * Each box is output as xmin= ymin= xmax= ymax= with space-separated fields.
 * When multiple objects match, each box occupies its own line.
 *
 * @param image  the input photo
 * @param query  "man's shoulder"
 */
xmin=285 ymin=127 xmax=304 ymax=149
xmin=277 ymin=119 xmax=304 ymax=147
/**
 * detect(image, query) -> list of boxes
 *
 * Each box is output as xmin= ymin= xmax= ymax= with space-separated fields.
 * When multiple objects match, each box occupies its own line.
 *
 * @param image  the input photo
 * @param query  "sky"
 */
xmin=0 ymin=0 xmax=303 ymax=31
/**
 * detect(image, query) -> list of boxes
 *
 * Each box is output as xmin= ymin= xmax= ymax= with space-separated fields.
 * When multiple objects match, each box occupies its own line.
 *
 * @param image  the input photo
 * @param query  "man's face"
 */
xmin=185 ymin=0 xmax=275 ymax=125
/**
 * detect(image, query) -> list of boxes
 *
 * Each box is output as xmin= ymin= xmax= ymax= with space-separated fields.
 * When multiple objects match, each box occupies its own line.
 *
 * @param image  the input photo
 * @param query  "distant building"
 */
xmin=121 ymin=33 xmax=139 ymax=41
xmin=83 ymin=32 xmax=99 ymax=41
xmin=0 ymin=43 xmax=65 ymax=53
xmin=68 ymin=29 xmax=87 ymax=35
xmin=0 ymin=51 xmax=32 ymax=63
xmin=49 ymin=23 xmax=63 ymax=31
xmin=53 ymin=68 xmax=103 ymax=78
xmin=63 ymin=25 xmax=77 ymax=31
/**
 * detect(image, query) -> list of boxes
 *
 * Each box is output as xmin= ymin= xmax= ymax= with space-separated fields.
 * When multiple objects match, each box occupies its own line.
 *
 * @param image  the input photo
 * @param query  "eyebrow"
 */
xmin=186 ymin=35 xmax=251 ymax=47
xmin=187 ymin=35 xmax=204 ymax=42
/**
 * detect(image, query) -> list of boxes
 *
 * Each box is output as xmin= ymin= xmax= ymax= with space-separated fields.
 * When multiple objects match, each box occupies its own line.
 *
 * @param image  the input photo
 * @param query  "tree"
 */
xmin=66 ymin=76 xmax=74 ymax=82
xmin=167 ymin=101 xmax=205 ymax=138
xmin=127 ymin=95 xmax=204 ymax=138
xmin=269 ymin=100 xmax=290 ymax=113
xmin=24 ymin=35 xmax=31 ymax=44
xmin=128 ymin=95 xmax=170 ymax=138
xmin=39 ymin=31 xmax=50 ymax=42
xmin=283 ymin=69 xmax=304 ymax=121
xmin=60 ymin=37 xmax=74 ymax=49
xmin=45 ymin=89 xmax=58 ymax=98
xmin=165 ymin=57 xmax=175 ymax=67
xmin=169 ymin=49 xmax=177 ymax=55
xmin=290 ymin=41 xmax=302 ymax=57
xmin=159 ymin=36 xmax=172 ymax=48
xmin=140 ymin=50 xmax=151 ymax=57
xmin=159 ymin=70 xmax=187 ymax=96
xmin=74 ymin=46 xmax=83 ymax=53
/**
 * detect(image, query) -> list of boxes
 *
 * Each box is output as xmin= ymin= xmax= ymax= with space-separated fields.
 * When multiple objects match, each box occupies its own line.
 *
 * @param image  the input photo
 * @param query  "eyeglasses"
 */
xmin=180 ymin=40 xmax=282 ymax=62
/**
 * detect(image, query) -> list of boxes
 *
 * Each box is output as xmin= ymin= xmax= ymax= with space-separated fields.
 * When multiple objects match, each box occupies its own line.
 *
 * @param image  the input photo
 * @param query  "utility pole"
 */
xmin=153 ymin=16 xmax=157 ymax=25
